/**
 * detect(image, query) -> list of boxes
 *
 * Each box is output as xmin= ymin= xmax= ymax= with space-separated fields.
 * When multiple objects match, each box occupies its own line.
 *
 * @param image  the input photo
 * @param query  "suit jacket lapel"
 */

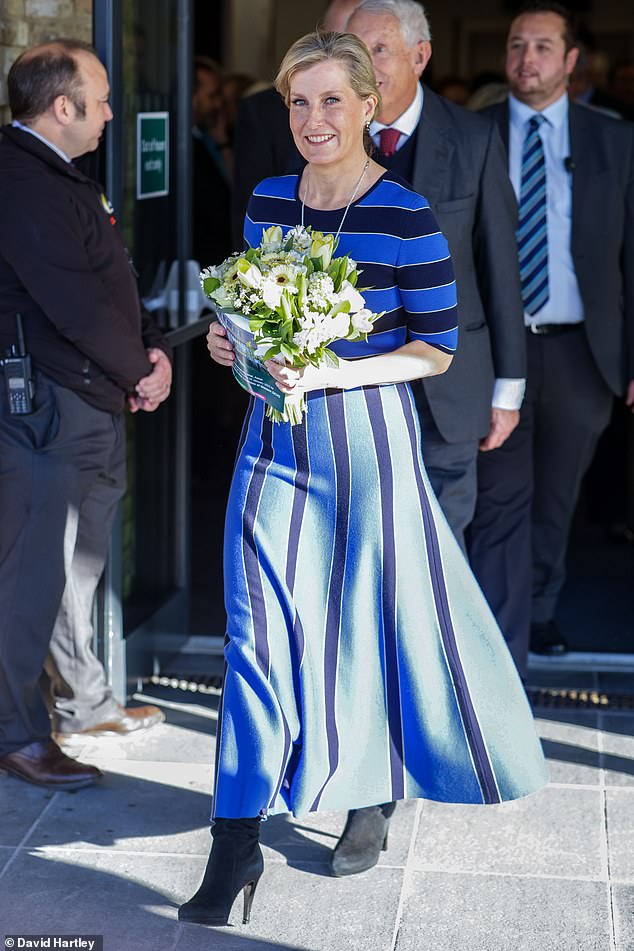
xmin=411 ymin=87 xmax=455 ymax=203
xmin=568 ymin=103 xmax=608 ymax=246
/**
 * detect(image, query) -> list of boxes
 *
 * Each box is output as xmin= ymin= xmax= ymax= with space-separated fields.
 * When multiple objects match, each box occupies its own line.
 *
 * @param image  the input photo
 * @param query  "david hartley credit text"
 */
xmin=4 ymin=938 xmax=102 ymax=950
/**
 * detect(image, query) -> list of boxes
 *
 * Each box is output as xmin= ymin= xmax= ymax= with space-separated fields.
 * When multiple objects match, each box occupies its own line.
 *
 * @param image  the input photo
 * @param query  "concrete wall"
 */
xmin=0 ymin=0 xmax=93 ymax=124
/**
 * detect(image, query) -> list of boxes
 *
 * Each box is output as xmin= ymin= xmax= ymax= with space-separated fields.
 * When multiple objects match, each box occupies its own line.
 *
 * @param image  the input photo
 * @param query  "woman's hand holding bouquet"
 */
xmin=201 ymin=224 xmax=382 ymax=424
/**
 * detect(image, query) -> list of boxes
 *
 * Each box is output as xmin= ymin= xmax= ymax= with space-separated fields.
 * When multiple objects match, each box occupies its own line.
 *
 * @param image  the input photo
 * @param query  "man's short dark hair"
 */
xmin=194 ymin=55 xmax=221 ymax=90
xmin=513 ymin=2 xmax=578 ymax=52
xmin=8 ymin=38 xmax=98 ymax=123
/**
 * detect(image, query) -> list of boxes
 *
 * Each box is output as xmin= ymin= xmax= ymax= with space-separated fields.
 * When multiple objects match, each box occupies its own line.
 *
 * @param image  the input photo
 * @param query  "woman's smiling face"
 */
xmin=288 ymin=59 xmax=375 ymax=168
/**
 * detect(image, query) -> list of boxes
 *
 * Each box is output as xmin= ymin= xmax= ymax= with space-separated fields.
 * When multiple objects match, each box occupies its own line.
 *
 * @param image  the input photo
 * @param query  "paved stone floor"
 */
xmin=1 ymin=673 xmax=633 ymax=951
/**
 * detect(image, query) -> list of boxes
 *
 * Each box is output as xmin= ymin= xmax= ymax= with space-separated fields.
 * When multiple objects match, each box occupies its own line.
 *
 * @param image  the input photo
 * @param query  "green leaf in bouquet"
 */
xmin=327 ymin=256 xmax=346 ymax=291
xmin=202 ymin=276 xmax=221 ymax=295
xmin=348 ymin=270 xmax=359 ymax=287
xmin=327 ymin=300 xmax=351 ymax=318
xmin=322 ymin=347 xmax=340 ymax=368
xmin=280 ymin=343 xmax=297 ymax=363
xmin=248 ymin=317 xmax=266 ymax=331
xmin=310 ymin=256 xmax=324 ymax=272
xmin=260 ymin=341 xmax=280 ymax=361
xmin=280 ymin=294 xmax=294 ymax=322
xmin=296 ymin=271 xmax=307 ymax=306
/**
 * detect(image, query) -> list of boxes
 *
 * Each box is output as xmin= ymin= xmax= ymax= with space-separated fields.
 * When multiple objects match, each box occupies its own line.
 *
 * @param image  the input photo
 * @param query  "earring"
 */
xmin=364 ymin=120 xmax=371 ymax=132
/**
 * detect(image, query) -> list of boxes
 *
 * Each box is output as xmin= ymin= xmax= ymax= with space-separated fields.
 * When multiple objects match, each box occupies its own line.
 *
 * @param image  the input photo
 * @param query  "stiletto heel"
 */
xmin=382 ymin=829 xmax=389 ymax=851
xmin=178 ymin=817 xmax=263 ymax=927
xmin=242 ymin=878 xmax=259 ymax=924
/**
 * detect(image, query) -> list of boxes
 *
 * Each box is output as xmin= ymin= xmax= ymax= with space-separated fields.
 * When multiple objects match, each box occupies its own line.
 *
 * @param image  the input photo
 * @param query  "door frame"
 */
xmin=92 ymin=0 xmax=195 ymax=699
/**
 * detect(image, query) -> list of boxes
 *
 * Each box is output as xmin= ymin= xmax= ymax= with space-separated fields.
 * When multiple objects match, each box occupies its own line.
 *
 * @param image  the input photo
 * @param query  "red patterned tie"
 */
xmin=379 ymin=127 xmax=401 ymax=157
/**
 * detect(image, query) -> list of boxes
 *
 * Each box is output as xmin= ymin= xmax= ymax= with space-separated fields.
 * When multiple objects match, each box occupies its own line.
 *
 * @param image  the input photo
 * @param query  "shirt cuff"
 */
xmin=492 ymin=378 xmax=525 ymax=411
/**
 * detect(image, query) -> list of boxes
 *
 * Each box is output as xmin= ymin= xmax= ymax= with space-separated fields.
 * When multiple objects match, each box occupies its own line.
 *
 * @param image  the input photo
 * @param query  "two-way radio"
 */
xmin=2 ymin=313 xmax=34 ymax=414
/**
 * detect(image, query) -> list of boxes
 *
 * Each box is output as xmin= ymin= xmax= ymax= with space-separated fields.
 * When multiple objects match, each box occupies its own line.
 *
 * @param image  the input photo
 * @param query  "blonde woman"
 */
xmin=179 ymin=31 xmax=547 ymax=928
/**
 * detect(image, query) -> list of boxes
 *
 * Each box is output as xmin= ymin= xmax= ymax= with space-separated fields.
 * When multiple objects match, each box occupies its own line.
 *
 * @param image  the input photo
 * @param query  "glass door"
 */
xmin=93 ymin=0 xmax=214 ymax=696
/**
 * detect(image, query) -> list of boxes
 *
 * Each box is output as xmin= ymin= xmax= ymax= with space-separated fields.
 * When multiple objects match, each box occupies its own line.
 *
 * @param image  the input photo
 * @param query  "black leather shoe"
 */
xmin=0 ymin=739 xmax=102 ymax=790
xmin=54 ymin=703 xmax=165 ymax=739
xmin=530 ymin=620 xmax=568 ymax=656
xmin=331 ymin=803 xmax=396 ymax=877
xmin=178 ymin=817 xmax=263 ymax=926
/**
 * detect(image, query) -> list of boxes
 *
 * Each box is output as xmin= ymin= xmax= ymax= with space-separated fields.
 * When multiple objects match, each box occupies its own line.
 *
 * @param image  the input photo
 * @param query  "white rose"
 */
xmin=351 ymin=309 xmax=374 ymax=333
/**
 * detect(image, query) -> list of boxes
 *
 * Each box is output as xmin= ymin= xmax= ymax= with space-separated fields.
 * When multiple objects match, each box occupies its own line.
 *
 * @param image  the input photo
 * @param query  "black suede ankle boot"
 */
xmin=178 ymin=816 xmax=263 ymax=926
xmin=330 ymin=802 xmax=397 ymax=877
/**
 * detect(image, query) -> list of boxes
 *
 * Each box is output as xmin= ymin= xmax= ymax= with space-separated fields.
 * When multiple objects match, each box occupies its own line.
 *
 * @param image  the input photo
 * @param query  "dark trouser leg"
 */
xmin=0 ymin=376 xmax=70 ymax=754
xmin=468 ymin=397 xmax=534 ymax=679
xmin=0 ymin=375 xmax=123 ymax=755
xmin=530 ymin=331 xmax=612 ymax=624
xmin=46 ymin=409 xmax=126 ymax=732
xmin=469 ymin=329 xmax=613 ymax=676
xmin=413 ymin=385 xmax=479 ymax=554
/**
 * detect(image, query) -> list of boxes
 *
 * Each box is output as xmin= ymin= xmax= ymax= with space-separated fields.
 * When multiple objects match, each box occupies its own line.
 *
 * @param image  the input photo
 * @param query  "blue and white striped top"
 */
xmin=244 ymin=171 xmax=458 ymax=358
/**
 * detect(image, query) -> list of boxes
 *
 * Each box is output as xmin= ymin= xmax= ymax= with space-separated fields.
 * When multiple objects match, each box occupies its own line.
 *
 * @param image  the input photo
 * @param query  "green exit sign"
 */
xmin=137 ymin=112 xmax=169 ymax=199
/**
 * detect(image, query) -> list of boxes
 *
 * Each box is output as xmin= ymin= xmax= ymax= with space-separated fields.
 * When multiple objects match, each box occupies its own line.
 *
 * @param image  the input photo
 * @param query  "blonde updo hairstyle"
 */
xmin=275 ymin=31 xmax=381 ymax=155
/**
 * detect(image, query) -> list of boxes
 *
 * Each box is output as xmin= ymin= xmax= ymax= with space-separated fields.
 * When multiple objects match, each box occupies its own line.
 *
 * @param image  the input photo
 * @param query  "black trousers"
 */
xmin=0 ymin=372 xmax=125 ymax=755
xmin=412 ymin=383 xmax=479 ymax=555
xmin=468 ymin=327 xmax=613 ymax=676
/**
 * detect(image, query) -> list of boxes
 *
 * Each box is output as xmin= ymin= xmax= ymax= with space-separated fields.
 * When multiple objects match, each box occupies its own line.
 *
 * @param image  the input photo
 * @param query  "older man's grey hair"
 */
xmin=351 ymin=0 xmax=432 ymax=45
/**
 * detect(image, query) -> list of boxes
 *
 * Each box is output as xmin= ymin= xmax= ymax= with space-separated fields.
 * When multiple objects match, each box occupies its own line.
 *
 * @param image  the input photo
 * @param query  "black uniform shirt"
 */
xmin=0 ymin=125 xmax=170 ymax=414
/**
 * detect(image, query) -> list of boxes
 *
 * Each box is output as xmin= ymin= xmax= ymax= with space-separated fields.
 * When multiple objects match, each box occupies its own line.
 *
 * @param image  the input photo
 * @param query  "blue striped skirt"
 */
xmin=212 ymin=383 xmax=548 ymax=818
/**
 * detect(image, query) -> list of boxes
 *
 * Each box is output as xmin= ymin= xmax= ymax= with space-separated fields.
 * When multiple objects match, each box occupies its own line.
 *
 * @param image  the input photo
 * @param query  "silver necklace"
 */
xmin=301 ymin=158 xmax=370 ymax=243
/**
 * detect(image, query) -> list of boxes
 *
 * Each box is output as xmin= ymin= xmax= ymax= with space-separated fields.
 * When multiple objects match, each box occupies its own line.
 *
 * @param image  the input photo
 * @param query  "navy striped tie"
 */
xmin=518 ymin=115 xmax=549 ymax=315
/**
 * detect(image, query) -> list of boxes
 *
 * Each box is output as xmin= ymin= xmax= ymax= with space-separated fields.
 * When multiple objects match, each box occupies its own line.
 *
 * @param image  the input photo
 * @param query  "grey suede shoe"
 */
xmin=331 ymin=802 xmax=397 ymax=877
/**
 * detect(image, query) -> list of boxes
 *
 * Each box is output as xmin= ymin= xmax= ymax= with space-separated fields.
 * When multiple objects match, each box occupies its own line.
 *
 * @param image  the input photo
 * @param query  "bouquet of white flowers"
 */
xmin=200 ymin=224 xmax=382 ymax=425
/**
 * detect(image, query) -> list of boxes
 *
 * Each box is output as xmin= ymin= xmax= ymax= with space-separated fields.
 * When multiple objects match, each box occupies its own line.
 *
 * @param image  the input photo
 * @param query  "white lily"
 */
xmin=236 ymin=258 xmax=262 ymax=290
xmin=338 ymin=280 xmax=366 ymax=313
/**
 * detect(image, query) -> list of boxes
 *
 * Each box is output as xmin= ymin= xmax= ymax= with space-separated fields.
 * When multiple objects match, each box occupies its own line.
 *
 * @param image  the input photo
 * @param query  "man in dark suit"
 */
xmin=0 ymin=40 xmax=172 ymax=789
xmin=468 ymin=1 xmax=634 ymax=669
xmin=347 ymin=0 xmax=526 ymax=553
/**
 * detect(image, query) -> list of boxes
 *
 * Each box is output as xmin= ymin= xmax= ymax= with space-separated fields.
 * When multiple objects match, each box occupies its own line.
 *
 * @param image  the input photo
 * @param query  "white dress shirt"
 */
xmin=370 ymin=85 xmax=524 ymax=411
xmin=370 ymin=82 xmax=424 ymax=152
xmin=508 ymin=92 xmax=584 ymax=328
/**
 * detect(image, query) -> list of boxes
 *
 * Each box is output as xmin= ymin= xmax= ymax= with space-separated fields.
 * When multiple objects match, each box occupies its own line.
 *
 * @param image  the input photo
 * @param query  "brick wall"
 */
xmin=0 ymin=0 xmax=93 ymax=124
